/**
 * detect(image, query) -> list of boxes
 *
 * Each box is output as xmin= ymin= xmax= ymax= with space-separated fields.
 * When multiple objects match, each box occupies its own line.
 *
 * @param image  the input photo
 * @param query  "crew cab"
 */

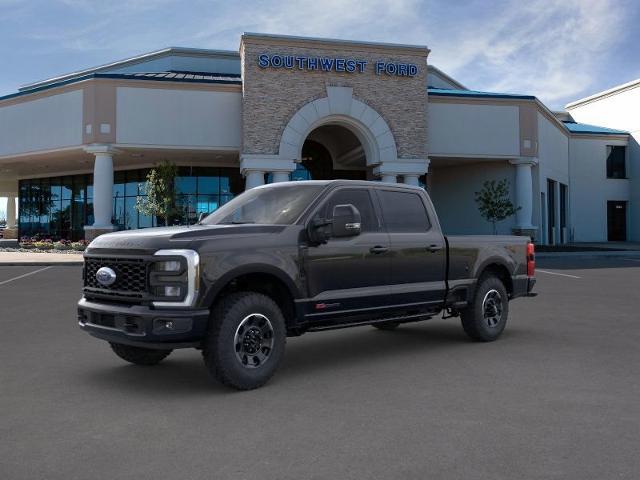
xmin=78 ymin=180 xmax=536 ymax=390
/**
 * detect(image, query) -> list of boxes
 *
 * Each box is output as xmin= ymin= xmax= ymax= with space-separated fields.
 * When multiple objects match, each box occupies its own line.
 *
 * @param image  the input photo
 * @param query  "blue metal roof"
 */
xmin=428 ymin=87 xmax=535 ymax=100
xmin=0 ymin=71 xmax=242 ymax=102
xmin=562 ymin=121 xmax=628 ymax=135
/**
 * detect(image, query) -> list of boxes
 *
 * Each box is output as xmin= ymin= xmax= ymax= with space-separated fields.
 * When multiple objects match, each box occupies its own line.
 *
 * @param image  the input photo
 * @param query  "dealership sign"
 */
xmin=258 ymin=54 xmax=418 ymax=77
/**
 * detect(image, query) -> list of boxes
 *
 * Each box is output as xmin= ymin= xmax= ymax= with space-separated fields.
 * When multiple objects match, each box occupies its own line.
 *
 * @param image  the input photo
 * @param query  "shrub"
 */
xmin=70 ymin=242 xmax=87 ymax=251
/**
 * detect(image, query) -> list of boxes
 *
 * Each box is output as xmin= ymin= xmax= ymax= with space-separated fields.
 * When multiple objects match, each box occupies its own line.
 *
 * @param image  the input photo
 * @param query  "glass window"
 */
xmin=176 ymin=176 xmax=197 ymax=195
xmin=61 ymin=176 xmax=73 ymax=200
xmin=198 ymin=174 xmax=219 ymax=195
xmin=124 ymin=197 xmax=138 ymax=230
xmin=378 ymin=190 xmax=431 ymax=232
xmin=113 ymin=171 xmax=125 ymax=198
xmin=606 ymin=146 xmax=626 ymax=179
xmin=203 ymin=184 xmax=323 ymax=225
xmin=125 ymin=171 xmax=140 ymax=196
xmin=319 ymin=189 xmax=379 ymax=232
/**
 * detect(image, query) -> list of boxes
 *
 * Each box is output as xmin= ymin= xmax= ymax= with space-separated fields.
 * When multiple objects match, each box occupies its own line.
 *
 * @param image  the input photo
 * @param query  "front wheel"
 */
xmin=202 ymin=292 xmax=286 ymax=390
xmin=109 ymin=343 xmax=172 ymax=365
xmin=460 ymin=275 xmax=509 ymax=342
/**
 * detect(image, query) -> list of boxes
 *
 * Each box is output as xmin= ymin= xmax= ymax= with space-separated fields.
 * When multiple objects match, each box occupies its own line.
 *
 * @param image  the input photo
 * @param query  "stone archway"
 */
xmin=278 ymin=86 xmax=398 ymax=167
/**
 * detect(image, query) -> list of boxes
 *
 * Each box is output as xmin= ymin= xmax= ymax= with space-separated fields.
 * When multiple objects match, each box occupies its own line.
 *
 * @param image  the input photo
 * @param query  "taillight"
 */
xmin=527 ymin=242 xmax=535 ymax=277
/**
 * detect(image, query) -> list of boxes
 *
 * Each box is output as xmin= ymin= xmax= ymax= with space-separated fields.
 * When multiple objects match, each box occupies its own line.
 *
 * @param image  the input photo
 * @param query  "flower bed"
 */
xmin=16 ymin=237 xmax=88 ymax=252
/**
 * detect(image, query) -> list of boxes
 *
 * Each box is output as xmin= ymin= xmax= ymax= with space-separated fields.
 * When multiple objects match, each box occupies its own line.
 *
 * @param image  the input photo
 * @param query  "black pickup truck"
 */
xmin=78 ymin=180 xmax=536 ymax=390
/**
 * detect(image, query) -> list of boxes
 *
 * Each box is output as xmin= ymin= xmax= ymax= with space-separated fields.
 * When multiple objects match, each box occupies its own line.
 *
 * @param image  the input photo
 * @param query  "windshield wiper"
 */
xmin=221 ymin=220 xmax=256 ymax=225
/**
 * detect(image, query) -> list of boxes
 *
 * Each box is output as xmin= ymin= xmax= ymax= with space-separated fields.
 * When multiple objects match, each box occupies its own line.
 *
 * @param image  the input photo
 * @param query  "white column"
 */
xmin=403 ymin=174 xmax=420 ymax=186
xmin=509 ymin=158 xmax=537 ymax=229
xmin=244 ymin=170 xmax=265 ymax=190
xmin=271 ymin=171 xmax=290 ymax=183
xmin=6 ymin=195 xmax=16 ymax=229
xmin=84 ymin=145 xmax=117 ymax=233
xmin=381 ymin=174 xmax=397 ymax=183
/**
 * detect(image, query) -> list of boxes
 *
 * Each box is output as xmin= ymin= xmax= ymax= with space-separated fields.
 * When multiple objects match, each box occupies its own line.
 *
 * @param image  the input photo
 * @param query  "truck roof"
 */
xmin=256 ymin=179 xmax=425 ymax=192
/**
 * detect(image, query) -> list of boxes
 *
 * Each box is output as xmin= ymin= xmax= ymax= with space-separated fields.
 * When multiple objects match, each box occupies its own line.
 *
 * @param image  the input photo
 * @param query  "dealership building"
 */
xmin=0 ymin=33 xmax=636 ymax=243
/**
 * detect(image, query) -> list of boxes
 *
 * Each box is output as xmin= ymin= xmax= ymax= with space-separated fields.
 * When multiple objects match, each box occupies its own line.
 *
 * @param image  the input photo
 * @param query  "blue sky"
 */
xmin=1 ymin=0 xmax=639 ymax=108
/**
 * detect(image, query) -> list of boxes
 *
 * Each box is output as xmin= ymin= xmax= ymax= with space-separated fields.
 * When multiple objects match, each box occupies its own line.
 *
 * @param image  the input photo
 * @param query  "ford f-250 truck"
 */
xmin=78 ymin=180 xmax=536 ymax=390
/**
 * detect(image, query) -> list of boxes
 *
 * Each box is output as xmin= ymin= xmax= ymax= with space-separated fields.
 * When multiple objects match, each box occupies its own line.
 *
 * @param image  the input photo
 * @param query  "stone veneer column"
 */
xmin=509 ymin=157 xmax=538 ymax=237
xmin=374 ymin=159 xmax=429 ymax=187
xmin=84 ymin=145 xmax=117 ymax=241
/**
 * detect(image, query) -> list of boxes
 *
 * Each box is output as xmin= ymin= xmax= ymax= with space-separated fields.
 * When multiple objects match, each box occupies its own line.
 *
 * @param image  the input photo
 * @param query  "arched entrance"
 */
xmin=299 ymin=124 xmax=368 ymax=180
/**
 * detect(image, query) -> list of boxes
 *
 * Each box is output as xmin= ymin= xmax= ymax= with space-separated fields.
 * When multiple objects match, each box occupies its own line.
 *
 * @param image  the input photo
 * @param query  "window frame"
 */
xmin=606 ymin=145 xmax=627 ymax=180
xmin=374 ymin=187 xmax=433 ymax=234
xmin=306 ymin=186 xmax=383 ymax=233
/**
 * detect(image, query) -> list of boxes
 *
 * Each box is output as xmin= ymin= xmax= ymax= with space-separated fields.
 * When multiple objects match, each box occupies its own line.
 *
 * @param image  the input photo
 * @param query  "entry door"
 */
xmin=376 ymin=188 xmax=446 ymax=308
xmin=547 ymin=179 xmax=556 ymax=244
xmin=607 ymin=201 xmax=627 ymax=241
xmin=303 ymin=188 xmax=391 ymax=321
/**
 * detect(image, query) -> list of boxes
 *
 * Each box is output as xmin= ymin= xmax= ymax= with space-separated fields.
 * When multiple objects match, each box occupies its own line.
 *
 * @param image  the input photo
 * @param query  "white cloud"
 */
xmin=5 ymin=0 xmax=635 ymax=108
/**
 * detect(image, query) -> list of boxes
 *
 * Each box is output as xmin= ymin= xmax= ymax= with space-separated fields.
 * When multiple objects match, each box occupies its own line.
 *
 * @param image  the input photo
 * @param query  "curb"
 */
xmin=0 ymin=261 xmax=83 ymax=266
xmin=537 ymin=251 xmax=640 ymax=258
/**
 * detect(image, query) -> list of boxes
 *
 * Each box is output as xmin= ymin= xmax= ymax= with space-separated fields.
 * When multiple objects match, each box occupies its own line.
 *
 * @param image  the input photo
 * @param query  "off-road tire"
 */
xmin=109 ymin=343 xmax=173 ymax=365
xmin=202 ymin=292 xmax=286 ymax=390
xmin=460 ymin=275 xmax=509 ymax=342
xmin=372 ymin=321 xmax=400 ymax=331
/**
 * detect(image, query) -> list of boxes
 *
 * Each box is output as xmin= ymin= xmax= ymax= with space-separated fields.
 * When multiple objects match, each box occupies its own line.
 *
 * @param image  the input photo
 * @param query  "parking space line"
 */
xmin=623 ymin=258 xmax=640 ymax=262
xmin=0 ymin=266 xmax=52 ymax=286
xmin=536 ymin=269 xmax=581 ymax=279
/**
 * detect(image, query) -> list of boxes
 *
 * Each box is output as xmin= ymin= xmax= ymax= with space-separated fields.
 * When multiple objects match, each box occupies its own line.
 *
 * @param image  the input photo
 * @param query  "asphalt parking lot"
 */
xmin=1 ymin=257 xmax=639 ymax=479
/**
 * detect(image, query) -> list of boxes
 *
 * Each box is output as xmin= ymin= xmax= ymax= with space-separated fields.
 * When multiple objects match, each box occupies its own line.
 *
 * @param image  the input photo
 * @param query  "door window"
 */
xmin=378 ymin=190 xmax=431 ymax=232
xmin=319 ymin=189 xmax=379 ymax=232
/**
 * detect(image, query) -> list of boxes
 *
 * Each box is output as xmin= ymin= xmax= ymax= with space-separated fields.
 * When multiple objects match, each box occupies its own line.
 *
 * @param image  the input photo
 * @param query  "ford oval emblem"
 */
xmin=96 ymin=266 xmax=117 ymax=287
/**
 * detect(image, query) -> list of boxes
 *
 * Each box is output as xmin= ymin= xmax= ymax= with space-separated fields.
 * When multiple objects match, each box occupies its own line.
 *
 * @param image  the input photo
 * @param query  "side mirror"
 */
xmin=307 ymin=216 xmax=332 ymax=245
xmin=332 ymin=204 xmax=361 ymax=237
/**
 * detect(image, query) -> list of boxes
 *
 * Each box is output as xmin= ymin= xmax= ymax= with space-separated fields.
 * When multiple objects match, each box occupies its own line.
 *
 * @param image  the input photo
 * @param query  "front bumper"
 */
xmin=77 ymin=298 xmax=210 ymax=349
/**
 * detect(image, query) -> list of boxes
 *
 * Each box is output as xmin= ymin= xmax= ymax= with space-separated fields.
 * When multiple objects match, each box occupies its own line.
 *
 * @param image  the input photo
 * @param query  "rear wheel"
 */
xmin=460 ymin=275 xmax=509 ymax=342
xmin=202 ymin=292 xmax=286 ymax=390
xmin=109 ymin=343 xmax=172 ymax=365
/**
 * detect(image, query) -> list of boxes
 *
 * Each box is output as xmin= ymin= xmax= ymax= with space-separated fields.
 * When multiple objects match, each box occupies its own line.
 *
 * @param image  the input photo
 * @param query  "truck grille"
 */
xmin=84 ymin=257 xmax=149 ymax=300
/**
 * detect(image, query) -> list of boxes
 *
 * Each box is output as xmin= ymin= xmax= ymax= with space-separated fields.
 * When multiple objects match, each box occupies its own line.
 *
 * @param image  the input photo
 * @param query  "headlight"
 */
xmin=152 ymin=250 xmax=200 ymax=308
xmin=155 ymin=260 xmax=182 ymax=272
xmin=155 ymin=285 xmax=182 ymax=297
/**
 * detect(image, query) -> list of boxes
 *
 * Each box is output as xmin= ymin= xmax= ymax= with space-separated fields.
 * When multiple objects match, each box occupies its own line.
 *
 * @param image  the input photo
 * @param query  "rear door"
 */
xmin=375 ymin=188 xmax=446 ymax=309
xmin=302 ymin=187 xmax=392 ymax=322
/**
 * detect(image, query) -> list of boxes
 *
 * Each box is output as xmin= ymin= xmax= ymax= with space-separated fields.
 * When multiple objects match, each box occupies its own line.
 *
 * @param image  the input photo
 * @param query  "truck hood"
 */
xmin=86 ymin=224 xmax=287 ymax=252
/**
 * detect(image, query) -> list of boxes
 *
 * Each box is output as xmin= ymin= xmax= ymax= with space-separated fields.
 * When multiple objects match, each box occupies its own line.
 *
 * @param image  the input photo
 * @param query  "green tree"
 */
xmin=135 ymin=161 xmax=178 ymax=226
xmin=474 ymin=179 xmax=520 ymax=235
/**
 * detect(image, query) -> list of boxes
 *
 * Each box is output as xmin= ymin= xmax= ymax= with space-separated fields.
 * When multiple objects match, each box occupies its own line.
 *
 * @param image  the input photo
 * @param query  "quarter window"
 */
xmin=378 ymin=190 xmax=431 ymax=232
xmin=606 ymin=146 xmax=626 ymax=179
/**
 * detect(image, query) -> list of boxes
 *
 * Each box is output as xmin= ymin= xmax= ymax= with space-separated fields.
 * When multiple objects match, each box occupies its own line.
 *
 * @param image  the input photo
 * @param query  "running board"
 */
xmin=307 ymin=312 xmax=433 ymax=332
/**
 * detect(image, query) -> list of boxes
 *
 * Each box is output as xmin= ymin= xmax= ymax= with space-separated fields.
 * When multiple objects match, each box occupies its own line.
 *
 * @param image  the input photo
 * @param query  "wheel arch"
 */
xmin=475 ymin=261 xmax=514 ymax=296
xmin=202 ymin=264 xmax=301 ymax=330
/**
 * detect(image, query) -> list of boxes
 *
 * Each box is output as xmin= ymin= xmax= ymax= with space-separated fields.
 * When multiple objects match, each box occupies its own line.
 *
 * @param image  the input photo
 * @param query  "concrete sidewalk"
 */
xmin=0 ymin=251 xmax=84 ymax=266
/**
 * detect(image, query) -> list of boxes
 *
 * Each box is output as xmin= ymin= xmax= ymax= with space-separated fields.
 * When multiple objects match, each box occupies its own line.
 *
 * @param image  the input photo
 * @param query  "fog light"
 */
xmin=156 ymin=260 xmax=181 ymax=272
xmin=162 ymin=286 xmax=181 ymax=297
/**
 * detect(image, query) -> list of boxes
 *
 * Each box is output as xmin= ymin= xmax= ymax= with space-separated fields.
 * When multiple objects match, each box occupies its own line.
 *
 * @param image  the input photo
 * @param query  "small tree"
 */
xmin=135 ymin=161 xmax=178 ymax=226
xmin=474 ymin=179 xmax=520 ymax=235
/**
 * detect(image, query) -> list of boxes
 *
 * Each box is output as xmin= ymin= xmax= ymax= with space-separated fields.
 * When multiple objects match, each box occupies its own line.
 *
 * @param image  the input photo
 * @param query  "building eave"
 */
xmin=565 ymin=78 xmax=640 ymax=109
xmin=19 ymin=47 xmax=240 ymax=93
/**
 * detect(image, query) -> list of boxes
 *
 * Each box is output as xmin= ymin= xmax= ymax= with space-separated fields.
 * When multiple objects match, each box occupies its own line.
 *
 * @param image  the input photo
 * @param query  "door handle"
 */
xmin=369 ymin=246 xmax=389 ymax=254
xmin=427 ymin=244 xmax=443 ymax=253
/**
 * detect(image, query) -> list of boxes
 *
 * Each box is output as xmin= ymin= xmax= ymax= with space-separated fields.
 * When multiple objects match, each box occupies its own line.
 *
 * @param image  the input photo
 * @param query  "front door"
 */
xmin=302 ymin=187 xmax=391 ymax=323
xmin=607 ymin=201 xmax=627 ymax=241
xmin=375 ymin=188 xmax=446 ymax=309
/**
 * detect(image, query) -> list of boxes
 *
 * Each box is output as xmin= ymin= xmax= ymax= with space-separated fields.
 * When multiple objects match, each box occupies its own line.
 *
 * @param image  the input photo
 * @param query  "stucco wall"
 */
xmin=241 ymin=37 xmax=428 ymax=159
xmin=567 ymin=85 xmax=639 ymax=241
xmin=0 ymin=90 xmax=83 ymax=156
xmin=568 ymin=136 xmax=630 ymax=242
xmin=429 ymin=161 xmax=517 ymax=235
xmin=427 ymin=102 xmax=520 ymax=157
xmin=116 ymin=87 xmax=242 ymax=148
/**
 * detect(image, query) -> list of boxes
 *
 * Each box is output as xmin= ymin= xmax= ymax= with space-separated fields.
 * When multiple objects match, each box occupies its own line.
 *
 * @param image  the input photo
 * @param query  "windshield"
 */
xmin=201 ymin=184 xmax=324 ymax=225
